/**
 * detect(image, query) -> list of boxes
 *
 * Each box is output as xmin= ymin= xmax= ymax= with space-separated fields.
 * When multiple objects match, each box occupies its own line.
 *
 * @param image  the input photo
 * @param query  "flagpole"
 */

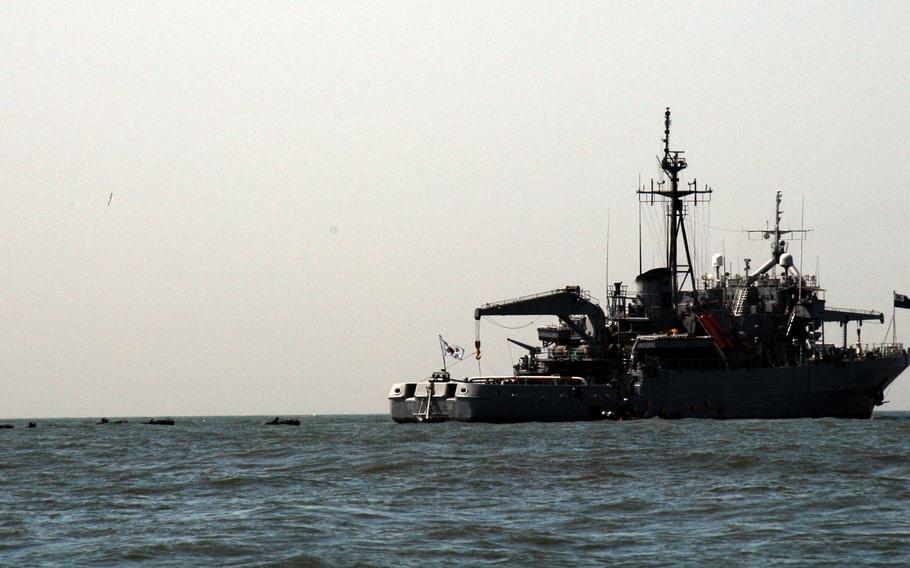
xmin=894 ymin=292 xmax=897 ymax=345
xmin=439 ymin=335 xmax=448 ymax=372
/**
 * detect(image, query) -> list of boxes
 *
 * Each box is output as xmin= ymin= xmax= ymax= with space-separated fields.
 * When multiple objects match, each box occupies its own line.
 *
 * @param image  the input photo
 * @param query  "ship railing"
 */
xmin=466 ymin=375 xmax=588 ymax=385
xmin=825 ymin=306 xmax=882 ymax=318
xmin=867 ymin=343 xmax=906 ymax=357
xmin=542 ymin=349 xmax=591 ymax=361
xmin=811 ymin=343 xmax=906 ymax=362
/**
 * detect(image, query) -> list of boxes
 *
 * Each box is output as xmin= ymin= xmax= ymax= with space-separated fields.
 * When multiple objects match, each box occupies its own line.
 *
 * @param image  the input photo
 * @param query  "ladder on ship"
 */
xmin=414 ymin=382 xmax=446 ymax=422
xmin=732 ymin=287 xmax=748 ymax=317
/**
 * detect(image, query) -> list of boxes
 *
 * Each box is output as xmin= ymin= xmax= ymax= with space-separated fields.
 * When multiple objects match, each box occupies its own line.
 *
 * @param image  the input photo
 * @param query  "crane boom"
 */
xmin=474 ymin=286 xmax=606 ymax=343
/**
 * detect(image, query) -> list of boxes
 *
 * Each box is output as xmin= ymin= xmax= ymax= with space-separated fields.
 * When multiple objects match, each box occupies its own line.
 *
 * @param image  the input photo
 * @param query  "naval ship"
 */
xmin=389 ymin=110 xmax=908 ymax=422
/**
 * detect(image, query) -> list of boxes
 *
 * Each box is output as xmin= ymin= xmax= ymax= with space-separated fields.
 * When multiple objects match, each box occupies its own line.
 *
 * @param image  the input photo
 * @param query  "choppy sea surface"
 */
xmin=2 ymin=413 xmax=909 ymax=567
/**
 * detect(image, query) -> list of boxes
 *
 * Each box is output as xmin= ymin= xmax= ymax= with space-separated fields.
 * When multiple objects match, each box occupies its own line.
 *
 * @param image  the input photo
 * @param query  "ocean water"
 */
xmin=1 ymin=414 xmax=909 ymax=567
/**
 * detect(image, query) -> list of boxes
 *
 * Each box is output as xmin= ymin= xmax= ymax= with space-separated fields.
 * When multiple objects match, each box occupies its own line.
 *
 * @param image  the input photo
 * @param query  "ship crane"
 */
xmin=474 ymin=286 xmax=607 ymax=344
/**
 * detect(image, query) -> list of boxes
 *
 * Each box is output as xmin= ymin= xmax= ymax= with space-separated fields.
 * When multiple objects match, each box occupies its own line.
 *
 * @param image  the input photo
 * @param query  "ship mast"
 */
xmin=638 ymin=108 xmax=712 ymax=308
xmin=744 ymin=191 xmax=811 ymax=286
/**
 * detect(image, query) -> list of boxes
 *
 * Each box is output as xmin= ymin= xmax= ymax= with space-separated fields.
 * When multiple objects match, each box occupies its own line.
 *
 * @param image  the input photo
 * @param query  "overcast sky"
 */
xmin=2 ymin=1 xmax=909 ymax=418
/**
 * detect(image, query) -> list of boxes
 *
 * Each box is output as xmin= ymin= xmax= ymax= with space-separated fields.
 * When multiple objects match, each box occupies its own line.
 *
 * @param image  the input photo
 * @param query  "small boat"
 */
xmin=97 ymin=418 xmax=129 ymax=425
xmin=264 ymin=417 xmax=300 ymax=426
xmin=145 ymin=418 xmax=175 ymax=425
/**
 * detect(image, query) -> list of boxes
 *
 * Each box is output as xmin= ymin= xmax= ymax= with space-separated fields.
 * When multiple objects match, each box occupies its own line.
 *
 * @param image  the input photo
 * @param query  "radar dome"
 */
xmin=779 ymin=253 xmax=794 ymax=268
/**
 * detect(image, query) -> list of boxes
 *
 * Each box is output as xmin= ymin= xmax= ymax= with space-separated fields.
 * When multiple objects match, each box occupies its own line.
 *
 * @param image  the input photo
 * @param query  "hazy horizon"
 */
xmin=2 ymin=2 xmax=909 ymax=419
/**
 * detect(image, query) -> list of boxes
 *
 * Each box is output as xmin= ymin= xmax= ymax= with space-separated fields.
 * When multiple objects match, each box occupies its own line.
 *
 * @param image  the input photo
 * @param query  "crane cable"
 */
xmin=481 ymin=315 xmax=542 ymax=330
xmin=474 ymin=315 xmax=542 ymax=361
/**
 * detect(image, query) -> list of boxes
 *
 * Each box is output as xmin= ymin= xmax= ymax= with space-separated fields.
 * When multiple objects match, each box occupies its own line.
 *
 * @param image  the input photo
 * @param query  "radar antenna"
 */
xmin=638 ymin=108 xmax=713 ymax=308
xmin=744 ymin=191 xmax=812 ymax=285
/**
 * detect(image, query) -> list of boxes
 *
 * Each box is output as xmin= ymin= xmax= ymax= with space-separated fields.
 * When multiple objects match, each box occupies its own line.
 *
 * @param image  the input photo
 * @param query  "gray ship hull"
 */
xmin=635 ymin=354 xmax=909 ymax=419
xmin=389 ymin=381 xmax=623 ymax=423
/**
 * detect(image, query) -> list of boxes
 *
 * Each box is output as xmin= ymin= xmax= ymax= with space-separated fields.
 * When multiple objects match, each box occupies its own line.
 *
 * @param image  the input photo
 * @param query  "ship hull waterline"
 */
xmin=389 ymin=382 xmax=625 ymax=424
xmin=635 ymin=354 xmax=908 ymax=419
xmin=391 ymin=354 xmax=907 ymax=422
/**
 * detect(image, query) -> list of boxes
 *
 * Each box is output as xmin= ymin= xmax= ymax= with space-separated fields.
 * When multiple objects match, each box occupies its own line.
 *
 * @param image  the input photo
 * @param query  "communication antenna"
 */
xmin=637 ymin=173 xmax=643 ymax=275
xmin=744 ymin=191 xmax=812 ymax=285
xmin=605 ymin=209 xmax=611 ymax=303
xmin=799 ymin=195 xmax=805 ymax=297
xmin=637 ymin=108 xmax=713 ymax=307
